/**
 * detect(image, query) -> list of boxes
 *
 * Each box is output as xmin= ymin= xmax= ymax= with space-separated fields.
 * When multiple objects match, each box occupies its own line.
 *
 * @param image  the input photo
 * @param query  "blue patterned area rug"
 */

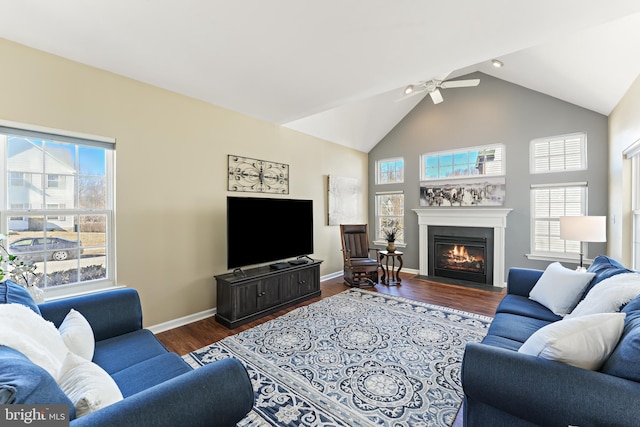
xmin=183 ymin=289 xmax=492 ymax=426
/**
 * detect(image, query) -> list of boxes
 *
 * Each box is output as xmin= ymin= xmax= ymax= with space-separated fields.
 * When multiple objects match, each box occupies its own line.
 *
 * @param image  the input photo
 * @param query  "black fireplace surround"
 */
xmin=428 ymin=226 xmax=494 ymax=285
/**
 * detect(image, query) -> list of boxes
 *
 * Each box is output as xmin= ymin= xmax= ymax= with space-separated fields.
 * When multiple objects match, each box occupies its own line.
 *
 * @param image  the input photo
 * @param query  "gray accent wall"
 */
xmin=369 ymin=72 xmax=608 ymax=276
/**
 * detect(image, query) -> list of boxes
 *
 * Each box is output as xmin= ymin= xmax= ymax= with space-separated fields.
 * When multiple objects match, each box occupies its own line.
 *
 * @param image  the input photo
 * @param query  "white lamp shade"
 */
xmin=559 ymin=216 xmax=607 ymax=242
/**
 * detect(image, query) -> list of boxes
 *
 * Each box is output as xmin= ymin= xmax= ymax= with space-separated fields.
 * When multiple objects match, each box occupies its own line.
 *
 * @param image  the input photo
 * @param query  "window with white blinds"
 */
xmin=530 ymin=133 xmax=587 ymax=174
xmin=531 ymin=183 xmax=586 ymax=256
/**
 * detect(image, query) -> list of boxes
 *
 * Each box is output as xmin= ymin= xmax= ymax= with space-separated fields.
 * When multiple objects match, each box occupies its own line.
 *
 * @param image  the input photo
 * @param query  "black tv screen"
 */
xmin=227 ymin=196 xmax=314 ymax=269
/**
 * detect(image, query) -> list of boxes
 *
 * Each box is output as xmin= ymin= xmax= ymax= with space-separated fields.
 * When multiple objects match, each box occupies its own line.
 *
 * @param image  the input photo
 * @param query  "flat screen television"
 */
xmin=227 ymin=196 xmax=314 ymax=269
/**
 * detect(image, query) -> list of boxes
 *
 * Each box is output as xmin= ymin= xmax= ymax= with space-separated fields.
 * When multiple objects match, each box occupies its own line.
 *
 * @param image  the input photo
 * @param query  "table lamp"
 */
xmin=559 ymin=216 xmax=607 ymax=271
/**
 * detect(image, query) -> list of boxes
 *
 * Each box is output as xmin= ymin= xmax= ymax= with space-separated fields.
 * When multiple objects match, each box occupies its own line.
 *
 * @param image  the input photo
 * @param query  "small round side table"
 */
xmin=378 ymin=250 xmax=403 ymax=286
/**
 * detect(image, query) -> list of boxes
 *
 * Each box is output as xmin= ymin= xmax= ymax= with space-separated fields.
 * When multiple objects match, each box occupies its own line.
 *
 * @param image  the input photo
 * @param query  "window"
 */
xmin=421 ymin=144 xmax=504 ymax=181
xmin=530 ymin=183 xmax=586 ymax=257
xmin=0 ymin=121 xmax=115 ymax=297
xmin=376 ymin=157 xmax=404 ymax=184
xmin=375 ymin=192 xmax=404 ymax=244
xmin=9 ymin=172 xmax=24 ymax=186
xmin=530 ymin=132 xmax=587 ymax=173
xmin=47 ymin=174 xmax=62 ymax=188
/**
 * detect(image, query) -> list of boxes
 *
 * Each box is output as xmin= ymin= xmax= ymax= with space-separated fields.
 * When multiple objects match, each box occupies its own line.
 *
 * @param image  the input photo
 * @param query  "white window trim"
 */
xmin=626 ymin=138 xmax=640 ymax=269
xmin=373 ymin=190 xmax=405 ymax=246
xmin=420 ymin=143 xmax=505 ymax=182
xmin=0 ymin=120 xmax=117 ymax=299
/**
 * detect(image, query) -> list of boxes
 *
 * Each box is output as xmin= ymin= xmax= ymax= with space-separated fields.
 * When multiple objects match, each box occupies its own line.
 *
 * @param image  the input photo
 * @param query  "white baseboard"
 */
xmin=148 ymin=308 xmax=216 ymax=334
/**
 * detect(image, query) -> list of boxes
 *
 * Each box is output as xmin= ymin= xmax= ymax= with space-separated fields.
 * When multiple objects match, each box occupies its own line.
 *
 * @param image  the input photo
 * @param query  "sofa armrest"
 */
xmin=70 ymin=358 xmax=254 ymax=427
xmin=462 ymin=343 xmax=640 ymax=426
xmin=38 ymin=288 xmax=143 ymax=341
xmin=506 ymin=268 xmax=543 ymax=297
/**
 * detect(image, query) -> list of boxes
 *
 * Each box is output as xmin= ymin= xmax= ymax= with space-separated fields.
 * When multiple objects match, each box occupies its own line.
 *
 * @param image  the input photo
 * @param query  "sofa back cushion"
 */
xmin=0 ymin=346 xmax=76 ymax=419
xmin=0 ymin=280 xmax=40 ymax=315
xmin=600 ymin=295 xmax=640 ymax=381
xmin=584 ymin=255 xmax=633 ymax=297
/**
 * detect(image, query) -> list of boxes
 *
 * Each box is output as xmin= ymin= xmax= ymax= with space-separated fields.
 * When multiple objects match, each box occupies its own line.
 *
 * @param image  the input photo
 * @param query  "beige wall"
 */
xmin=0 ymin=38 xmax=368 ymax=326
xmin=609 ymin=73 xmax=640 ymax=266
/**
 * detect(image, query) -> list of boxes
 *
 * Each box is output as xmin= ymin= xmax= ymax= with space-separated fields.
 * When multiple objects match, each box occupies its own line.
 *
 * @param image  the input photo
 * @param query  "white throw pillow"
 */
xmin=566 ymin=272 xmax=640 ymax=318
xmin=58 ymin=352 xmax=123 ymax=418
xmin=0 ymin=303 xmax=68 ymax=379
xmin=518 ymin=312 xmax=625 ymax=370
xmin=59 ymin=309 xmax=95 ymax=361
xmin=529 ymin=262 xmax=595 ymax=316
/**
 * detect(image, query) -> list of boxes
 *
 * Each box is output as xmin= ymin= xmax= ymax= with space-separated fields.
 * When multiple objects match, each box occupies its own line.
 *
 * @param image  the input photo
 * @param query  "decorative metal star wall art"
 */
xmin=228 ymin=155 xmax=289 ymax=194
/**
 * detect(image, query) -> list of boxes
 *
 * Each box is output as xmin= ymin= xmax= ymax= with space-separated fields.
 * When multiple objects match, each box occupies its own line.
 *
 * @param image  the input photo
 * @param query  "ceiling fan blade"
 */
xmin=440 ymin=79 xmax=480 ymax=89
xmin=429 ymin=89 xmax=443 ymax=104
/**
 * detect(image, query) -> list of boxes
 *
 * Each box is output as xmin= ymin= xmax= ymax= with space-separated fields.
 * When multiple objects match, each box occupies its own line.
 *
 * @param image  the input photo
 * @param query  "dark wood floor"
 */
xmin=156 ymin=272 xmax=504 ymax=355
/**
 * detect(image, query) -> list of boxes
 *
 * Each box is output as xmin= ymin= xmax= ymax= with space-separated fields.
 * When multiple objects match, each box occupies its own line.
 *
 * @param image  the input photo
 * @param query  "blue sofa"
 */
xmin=461 ymin=255 xmax=640 ymax=426
xmin=1 ymin=285 xmax=254 ymax=426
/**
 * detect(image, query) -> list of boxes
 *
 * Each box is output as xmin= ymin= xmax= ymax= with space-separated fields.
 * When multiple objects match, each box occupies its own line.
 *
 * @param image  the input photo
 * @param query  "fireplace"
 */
xmin=413 ymin=208 xmax=512 ymax=287
xmin=429 ymin=226 xmax=493 ymax=285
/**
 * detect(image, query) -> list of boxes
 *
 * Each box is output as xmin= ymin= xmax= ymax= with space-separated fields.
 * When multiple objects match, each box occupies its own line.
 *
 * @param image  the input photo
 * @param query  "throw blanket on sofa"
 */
xmin=0 ymin=303 xmax=68 ymax=378
xmin=568 ymin=272 xmax=640 ymax=318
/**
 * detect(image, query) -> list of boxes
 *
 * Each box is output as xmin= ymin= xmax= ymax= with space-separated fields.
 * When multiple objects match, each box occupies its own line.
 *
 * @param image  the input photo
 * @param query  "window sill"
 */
xmin=525 ymin=253 xmax=595 ymax=266
xmin=42 ymin=280 xmax=123 ymax=302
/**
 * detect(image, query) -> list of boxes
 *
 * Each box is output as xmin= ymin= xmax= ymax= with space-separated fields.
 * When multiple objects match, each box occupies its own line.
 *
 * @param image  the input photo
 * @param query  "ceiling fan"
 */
xmin=401 ymin=78 xmax=480 ymax=104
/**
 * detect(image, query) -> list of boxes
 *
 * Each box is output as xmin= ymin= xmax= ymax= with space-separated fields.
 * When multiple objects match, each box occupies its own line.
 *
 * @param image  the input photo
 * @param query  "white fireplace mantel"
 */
xmin=413 ymin=208 xmax=512 ymax=287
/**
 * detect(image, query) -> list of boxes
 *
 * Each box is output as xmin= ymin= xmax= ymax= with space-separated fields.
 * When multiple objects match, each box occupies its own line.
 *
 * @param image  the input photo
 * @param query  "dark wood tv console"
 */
xmin=214 ymin=259 xmax=322 ymax=328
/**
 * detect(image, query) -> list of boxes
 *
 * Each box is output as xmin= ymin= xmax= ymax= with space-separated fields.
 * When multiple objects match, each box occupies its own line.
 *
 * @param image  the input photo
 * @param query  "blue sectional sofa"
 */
xmin=462 ymin=255 xmax=640 ymax=426
xmin=0 ymin=284 xmax=254 ymax=427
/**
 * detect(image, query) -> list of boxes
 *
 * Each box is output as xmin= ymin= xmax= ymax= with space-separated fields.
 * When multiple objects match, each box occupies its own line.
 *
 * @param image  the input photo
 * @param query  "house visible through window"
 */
xmin=375 ymin=192 xmax=404 ymax=244
xmin=421 ymin=144 xmax=504 ymax=181
xmin=376 ymin=157 xmax=404 ymax=184
xmin=0 ymin=122 xmax=115 ymax=297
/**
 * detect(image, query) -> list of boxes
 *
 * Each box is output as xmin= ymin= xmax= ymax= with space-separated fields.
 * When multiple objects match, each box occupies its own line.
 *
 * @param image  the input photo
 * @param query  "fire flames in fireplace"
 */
xmin=437 ymin=243 xmax=485 ymax=274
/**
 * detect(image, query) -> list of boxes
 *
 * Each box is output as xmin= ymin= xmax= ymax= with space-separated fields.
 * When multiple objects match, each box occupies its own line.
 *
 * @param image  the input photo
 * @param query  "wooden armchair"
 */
xmin=340 ymin=224 xmax=379 ymax=288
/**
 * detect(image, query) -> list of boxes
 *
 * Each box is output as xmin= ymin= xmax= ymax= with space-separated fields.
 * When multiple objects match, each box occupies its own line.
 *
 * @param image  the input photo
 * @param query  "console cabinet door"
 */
xmin=234 ymin=281 xmax=260 ymax=319
xmin=294 ymin=268 xmax=319 ymax=298
xmin=258 ymin=277 xmax=281 ymax=310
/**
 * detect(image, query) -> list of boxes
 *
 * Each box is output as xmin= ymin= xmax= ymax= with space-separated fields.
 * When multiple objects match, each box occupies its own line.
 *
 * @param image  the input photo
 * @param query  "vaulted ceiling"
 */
xmin=1 ymin=1 xmax=640 ymax=152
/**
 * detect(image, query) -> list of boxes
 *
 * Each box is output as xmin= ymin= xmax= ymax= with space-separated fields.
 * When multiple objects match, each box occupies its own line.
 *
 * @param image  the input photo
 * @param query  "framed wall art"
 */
xmin=228 ymin=155 xmax=289 ymax=194
xmin=327 ymin=175 xmax=361 ymax=225
xmin=419 ymin=176 xmax=505 ymax=207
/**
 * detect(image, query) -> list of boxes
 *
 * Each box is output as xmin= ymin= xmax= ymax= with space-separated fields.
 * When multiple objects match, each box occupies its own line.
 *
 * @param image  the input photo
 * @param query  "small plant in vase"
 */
xmin=0 ymin=234 xmax=42 ymax=302
xmin=383 ymin=226 xmax=400 ymax=253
